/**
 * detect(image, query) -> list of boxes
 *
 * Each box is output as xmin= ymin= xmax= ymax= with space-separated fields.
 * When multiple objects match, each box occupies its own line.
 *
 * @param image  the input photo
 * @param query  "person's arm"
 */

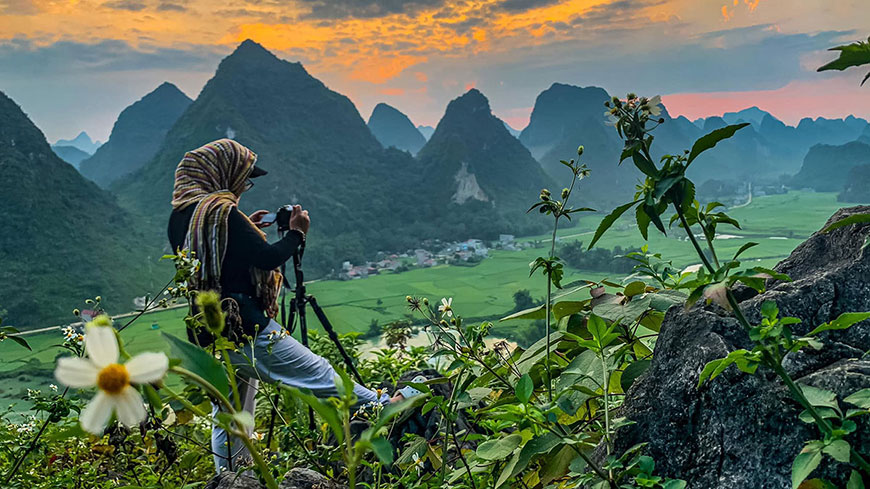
xmin=227 ymin=208 xmax=303 ymax=270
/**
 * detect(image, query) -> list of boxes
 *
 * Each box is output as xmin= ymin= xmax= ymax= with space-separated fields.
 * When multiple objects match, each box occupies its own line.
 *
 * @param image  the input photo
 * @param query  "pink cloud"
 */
xmin=662 ymin=77 xmax=870 ymax=125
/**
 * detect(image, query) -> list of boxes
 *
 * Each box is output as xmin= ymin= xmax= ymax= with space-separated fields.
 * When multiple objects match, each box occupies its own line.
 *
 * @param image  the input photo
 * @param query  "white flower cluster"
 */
xmin=266 ymin=328 xmax=290 ymax=343
xmin=61 ymin=325 xmax=84 ymax=345
xmin=8 ymin=415 xmax=38 ymax=435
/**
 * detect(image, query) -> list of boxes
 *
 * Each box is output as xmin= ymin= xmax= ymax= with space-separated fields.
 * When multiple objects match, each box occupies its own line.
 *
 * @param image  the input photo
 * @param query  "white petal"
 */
xmin=55 ymin=357 xmax=98 ymax=388
xmin=85 ymin=325 xmax=119 ymax=368
xmin=114 ymin=386 xmax=147 ymax=427
xmin=80 ymin=391 xmax=113 ymax=435
xmin=125 ymin=352 xmax=169 ymax=384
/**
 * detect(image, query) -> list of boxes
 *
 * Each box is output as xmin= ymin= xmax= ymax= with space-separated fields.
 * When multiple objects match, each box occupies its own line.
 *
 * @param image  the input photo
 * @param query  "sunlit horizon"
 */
xmin=0 ymin=0 xmax=868 ymax=141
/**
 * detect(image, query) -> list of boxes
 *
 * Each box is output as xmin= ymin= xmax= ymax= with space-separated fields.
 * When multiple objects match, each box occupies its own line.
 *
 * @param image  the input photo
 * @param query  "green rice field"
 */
xmin=0 ymin=190 xmax=848 ymax=412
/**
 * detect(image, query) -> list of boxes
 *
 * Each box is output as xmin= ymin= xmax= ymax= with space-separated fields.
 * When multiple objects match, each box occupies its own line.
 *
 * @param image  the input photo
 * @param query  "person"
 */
xmin=167 ymin=139 xmax=402 ymax=472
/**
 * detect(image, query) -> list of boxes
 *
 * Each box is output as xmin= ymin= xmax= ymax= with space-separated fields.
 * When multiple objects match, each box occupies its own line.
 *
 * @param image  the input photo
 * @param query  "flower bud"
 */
xmin=91 ymin=315 xmax=112 ymax=327
xmin=423 ymin=298 xmax=429 ymax=306
xmin=577 ymin=145 xmax=584 ymax=157
xmin=196 ymin=290 xmax=225 ymax=335
xmin=406 ymin=295 xmax=413 ymax=302
xmin=73 ymin=309 xmax=81 ymax=317
xmin=95 ymin=296 xmax=102 ymax=302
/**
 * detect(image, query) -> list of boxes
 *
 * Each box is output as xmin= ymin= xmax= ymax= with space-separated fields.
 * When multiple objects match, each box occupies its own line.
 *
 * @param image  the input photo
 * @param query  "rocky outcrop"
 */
xmin=612 ymin=206 xmax=870 ymax=488
xmin=206 ymin=468 xmax=341 ymax=489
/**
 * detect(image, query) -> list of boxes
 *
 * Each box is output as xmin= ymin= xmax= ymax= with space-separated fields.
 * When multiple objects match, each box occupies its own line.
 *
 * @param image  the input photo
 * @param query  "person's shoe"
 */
xmin=397 ymin=375 xmax=428 ymax=399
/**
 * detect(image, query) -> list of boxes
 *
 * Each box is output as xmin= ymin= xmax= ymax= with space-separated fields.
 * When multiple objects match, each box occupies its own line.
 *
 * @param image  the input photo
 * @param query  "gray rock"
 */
xmin=611 ymin=206 xmax=870 ymax=488
xmin=206 ymin=472 xmax=263 ymax=489
xmin=279 ymin=468 xmax=341 ymax=489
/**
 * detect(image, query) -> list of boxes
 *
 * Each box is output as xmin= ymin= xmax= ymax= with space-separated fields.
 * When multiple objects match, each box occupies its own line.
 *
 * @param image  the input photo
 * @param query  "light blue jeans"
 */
xmin=211 ymin=319 xmax=385 ymax=472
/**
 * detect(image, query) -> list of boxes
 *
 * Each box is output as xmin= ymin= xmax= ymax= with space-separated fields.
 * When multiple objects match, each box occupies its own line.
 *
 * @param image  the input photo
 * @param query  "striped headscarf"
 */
xmin=171 ymin=139 xmax=282 ymax=318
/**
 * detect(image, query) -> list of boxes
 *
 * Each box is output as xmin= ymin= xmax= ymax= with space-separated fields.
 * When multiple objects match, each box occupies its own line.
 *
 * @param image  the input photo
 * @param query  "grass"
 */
xmin=0 ymin=190 xmax=847 ymax=412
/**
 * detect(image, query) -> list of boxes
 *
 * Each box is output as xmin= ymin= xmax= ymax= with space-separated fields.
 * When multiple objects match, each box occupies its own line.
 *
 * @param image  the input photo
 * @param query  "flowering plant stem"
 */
xmin=2 ymin=386 xmax=70 ymax=485
xmin=170 ymin=366 xmax=279 ymax=489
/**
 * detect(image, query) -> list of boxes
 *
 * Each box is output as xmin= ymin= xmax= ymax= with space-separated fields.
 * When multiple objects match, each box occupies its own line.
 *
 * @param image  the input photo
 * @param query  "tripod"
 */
xmin=265 ymin=233 xmax=365 ymax=444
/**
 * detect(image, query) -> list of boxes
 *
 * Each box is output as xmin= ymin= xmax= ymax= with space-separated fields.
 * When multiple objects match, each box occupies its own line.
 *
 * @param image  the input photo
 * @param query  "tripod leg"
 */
xmin=307 ymin=296 xmax=366 ymax=386
xmin=296 ymin=303 xmax=315 ymax=430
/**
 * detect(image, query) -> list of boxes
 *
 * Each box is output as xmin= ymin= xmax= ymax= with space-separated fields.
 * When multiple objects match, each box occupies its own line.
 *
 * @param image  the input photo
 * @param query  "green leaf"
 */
xmin=662 ymin=481 xmax=687 ymax=489
xmin=844 ymin=388 xmax=870 ymax=409
xmin=620 ymin=360 xmax=651 ymax=392
xmin=808 ymin=312 xmax=870 ymax=336
xmin=553 ymin=301 xmax=587 ymax=321
xmin=799 ymin=385 xmax=839 ymax=410
xmin=495 ymin=449 xmax=521 ymax=488
xmin=233 ymin=411 xmax=254 ymax=429
xmin=792 ymin=448 xmax=822 ymax=489
xmin=624 ymin=281 xmax=646 ymax=297
xmin=822 ymin=439 xmax=851 ymax=463
xmin=163 ymin=332 xmax=229 ymax=398
xmin=847 ymin=470 xmax=865 ymax=489
xmin=500 ymin=304 xmax=546 ymax=321
xmin=817 ymin=38 xmax=870 ymax=73
xmin=477 ymin=433 xmax=523 ymax=461
xmin=589 ymin=200 xmax=640 ymax=250
xmin=632 ymin=151 xmax=659 ymax=178
xmin=687 ymin=123 xmax=750 ymax=166
xmin=369 ymin=437 xmax=394 ymax=465
xmin=512 ymin=432 xmax=562 ymax=478
xmin=732 ymin=242 xmax=759 ymax=262
xmin=284 ymin=386 xmax=344 ymax=442
xmin=822 ymin=213 xmax=870 ymax=233
xmin=516 ymin=374 xmax=533 ymax=404
xmin=6 ymin=334 xmax=31 ymax=351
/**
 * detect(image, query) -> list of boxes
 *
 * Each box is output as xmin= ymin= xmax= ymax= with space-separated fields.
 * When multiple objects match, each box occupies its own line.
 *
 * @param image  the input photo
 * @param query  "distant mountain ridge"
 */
xmin=51 ymin=144 xmax=90 ymax=168
xmin=515 ymin=83 xmax=870 ymax=205
xmin=54 ymin=131 xmax=101 ymax=154
xmin=417 ymin=125 xmax=435 ymax=140
xmin=367 ymin=103 xmax=426 ymax=155
xmin=80 ymin=82 xmax=192 ymax=187
xmin=791 ymin=141 xmax=870 ymax=192
xmin=0 ymin=90 xmax=150 ymax=326
xmin=416 ymin=88 xmax=552 ymax=237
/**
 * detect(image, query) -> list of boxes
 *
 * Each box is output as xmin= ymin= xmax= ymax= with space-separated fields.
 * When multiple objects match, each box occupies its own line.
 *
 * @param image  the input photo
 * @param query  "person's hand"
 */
xmin=249 ymin=210 xmax=273 ymax=229
xmin=289 ymin=205 xmax=310 ymax=234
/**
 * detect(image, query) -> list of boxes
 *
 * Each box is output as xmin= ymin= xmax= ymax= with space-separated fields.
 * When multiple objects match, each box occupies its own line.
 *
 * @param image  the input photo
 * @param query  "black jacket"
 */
xmin=168 ymin=206 xmax=303 ymax=342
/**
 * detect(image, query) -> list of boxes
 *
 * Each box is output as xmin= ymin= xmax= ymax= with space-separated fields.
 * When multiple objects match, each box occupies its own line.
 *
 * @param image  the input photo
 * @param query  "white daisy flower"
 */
xmin=438 ymin=297 xmax=454 ymax=318
xmin=643 ymin=95 xmax=663 ymax=117
xmin=412 ymin=452 xmax=424 ymax=475
xmin=252 ymin=431 xmax=265 ymax=441
xmin=54 ymin=321 xmax=169 ymax=434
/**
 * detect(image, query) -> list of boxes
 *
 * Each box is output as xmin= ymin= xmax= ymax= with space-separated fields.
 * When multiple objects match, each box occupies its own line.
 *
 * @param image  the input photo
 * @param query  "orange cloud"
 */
xmin=379 ymin=87 xmax=405 ymax=96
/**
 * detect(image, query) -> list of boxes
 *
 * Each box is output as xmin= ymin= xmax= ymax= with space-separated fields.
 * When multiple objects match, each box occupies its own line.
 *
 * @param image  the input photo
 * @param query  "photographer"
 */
xmin=167 ymin=139 xmax=402 ymax=472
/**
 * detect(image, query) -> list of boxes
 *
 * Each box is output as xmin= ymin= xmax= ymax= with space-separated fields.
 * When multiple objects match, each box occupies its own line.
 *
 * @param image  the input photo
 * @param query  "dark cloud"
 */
xmin=296 ymin=0 xmax=446 ymax=19
xmin=491 ymin=0 xmax=560 ymax=12
xmin=0 ymin=0 xmax=38 ymax=15
xmin=156 ymin=2 xmax=186 ymax=12
xmin=0 ymin=38 xmax=224 ymax=76
xmin=568 ymin=0 xmax=667 ymax=28
xmin=102 ymin=0 xmax=147 ymax=11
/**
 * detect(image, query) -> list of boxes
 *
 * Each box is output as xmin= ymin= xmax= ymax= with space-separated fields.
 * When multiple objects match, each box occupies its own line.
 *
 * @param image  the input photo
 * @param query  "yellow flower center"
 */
xmin=97 ymin=363 xmax=130 ymax=395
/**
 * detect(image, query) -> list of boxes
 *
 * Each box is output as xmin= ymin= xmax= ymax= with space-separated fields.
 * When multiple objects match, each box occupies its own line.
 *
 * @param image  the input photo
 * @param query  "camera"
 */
xmin=275 ymin=204 xmax=295 ymax=232
xmin=261 ymin=204 xmax=296 ymax=232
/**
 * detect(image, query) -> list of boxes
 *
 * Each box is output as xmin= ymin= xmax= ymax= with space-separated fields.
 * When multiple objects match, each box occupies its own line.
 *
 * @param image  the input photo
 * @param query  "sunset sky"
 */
xmin=0 ymin=0 xmax=868 ymax=142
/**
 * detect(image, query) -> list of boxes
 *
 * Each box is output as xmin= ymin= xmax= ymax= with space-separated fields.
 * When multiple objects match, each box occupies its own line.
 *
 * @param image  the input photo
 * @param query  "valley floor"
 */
xmin=0 ymin=190 xmax=847 ymax=413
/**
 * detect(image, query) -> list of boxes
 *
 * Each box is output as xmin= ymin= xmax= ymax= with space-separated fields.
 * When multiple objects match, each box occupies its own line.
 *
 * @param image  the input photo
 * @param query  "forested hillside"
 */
xmin=0 ymin=91 xmax=152 ymax=326
xmin=791 ymin=140 xmax=870 ymax=191
xmin=80 ymin=82 xmax=192 ymax=187
xmin=367 ymin=103 xmax=427 ymax=155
